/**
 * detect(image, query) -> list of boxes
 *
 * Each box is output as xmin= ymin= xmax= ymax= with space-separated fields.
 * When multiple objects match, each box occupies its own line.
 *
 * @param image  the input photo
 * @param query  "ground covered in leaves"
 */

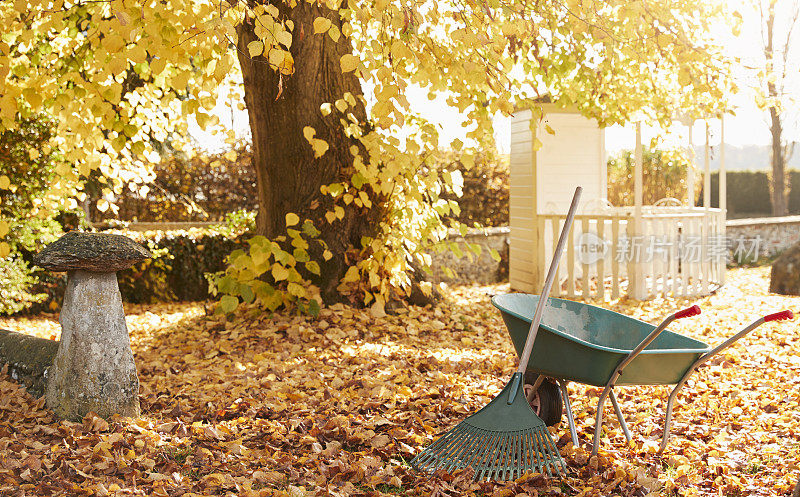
xmin=0 ymin=267 xmax=798 ymax=496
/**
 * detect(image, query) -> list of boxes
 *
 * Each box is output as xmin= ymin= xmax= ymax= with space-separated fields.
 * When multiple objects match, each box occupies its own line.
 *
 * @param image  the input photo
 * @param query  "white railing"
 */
xmin=535 ymin=207 xmax=725 ymax=301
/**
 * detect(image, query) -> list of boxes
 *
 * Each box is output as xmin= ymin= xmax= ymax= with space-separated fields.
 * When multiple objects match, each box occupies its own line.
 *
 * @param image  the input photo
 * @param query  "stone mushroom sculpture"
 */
xmin=33 ymin=231 xmax=151 ymax=420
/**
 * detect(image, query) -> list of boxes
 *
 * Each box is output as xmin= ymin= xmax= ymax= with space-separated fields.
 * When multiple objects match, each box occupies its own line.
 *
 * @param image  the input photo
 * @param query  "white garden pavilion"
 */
xmin=509 ymin=103 xmax=727 ymax=300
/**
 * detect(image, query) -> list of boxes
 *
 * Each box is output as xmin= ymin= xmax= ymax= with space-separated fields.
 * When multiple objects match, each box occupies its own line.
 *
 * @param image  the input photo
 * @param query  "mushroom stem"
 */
xmin=45 ymin=270 xmax=140 ymax=420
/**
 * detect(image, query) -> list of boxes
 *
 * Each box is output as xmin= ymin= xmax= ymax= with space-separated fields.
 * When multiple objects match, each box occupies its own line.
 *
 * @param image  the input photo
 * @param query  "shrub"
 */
xmin=116 ymin=229 xmax=249 ymax=303
xmin=0 ymin=115 xmax=70 ymax=315
xmin=607 ymin=147 xmax=697 ymax=206
xmin=89 ymin=143 xmax=258 ymax=223
xmin=701 ymin=171 xmax=772 ymax=216
xmin=0 ymin=256 xmax=46 ymax=314
xmin=439 ymin=150 xmax=509 ymax=227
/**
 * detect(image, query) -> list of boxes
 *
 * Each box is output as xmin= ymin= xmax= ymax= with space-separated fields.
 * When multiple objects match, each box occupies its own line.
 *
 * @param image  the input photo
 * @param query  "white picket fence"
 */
xmin=535 ymin=207 xmax=726 ymax=300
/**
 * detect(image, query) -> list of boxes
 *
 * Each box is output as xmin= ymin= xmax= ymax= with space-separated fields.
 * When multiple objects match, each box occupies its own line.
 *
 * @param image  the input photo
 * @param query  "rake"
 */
xmin=412 ymin=186 xmax=582 ymax=481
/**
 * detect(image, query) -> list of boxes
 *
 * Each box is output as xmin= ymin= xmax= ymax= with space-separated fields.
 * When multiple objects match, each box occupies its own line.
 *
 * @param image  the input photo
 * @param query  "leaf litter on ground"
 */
xmin=0 ymin=267 xmax=798 ymax=496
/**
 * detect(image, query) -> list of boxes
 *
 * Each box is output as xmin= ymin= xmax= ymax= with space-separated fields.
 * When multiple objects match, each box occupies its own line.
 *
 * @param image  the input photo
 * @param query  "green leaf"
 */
xmin=302 ymin=220 xmax=320 ymax=237
xmin=240 ymin=284 xmax=255 ymax=304
xmin=352 ymin=172 xmax=366 ymax=188
xmin=217 ymin=275 xmax=238 ymax=294
xmin=219 ymin=295 xmax=239 ymax=314
xmin=307 ymin=299 xmax=321 ymax=317
xmin=293 ymin=247 xmax=310 ymax=262
xmin=305 ymin=260 xmax=321 ymax=275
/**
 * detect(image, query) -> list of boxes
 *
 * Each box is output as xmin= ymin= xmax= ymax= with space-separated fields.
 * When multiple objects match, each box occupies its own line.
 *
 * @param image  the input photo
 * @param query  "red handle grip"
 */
xmin=764 ymin=310 xmax=794 ymax=322
xmin=674 ymin=305 xmax=701 ymax=319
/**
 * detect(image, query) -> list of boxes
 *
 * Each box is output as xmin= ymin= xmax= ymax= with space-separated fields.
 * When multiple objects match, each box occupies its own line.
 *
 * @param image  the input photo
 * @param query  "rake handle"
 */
xmin=517 ymin=186 xmax=582 ymax=374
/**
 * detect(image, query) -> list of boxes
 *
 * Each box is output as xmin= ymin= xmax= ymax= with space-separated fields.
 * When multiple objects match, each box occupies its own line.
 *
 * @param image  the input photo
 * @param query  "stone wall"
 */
xmin=0 ymin=329 xmax=58 ymax=397
xmin=726 ymin=216 xmax=800 ymax=259
xmin=429 ymin=227 xmax=509 ymax=284
xmin=426 ymin=217 xmax=800 ymax=284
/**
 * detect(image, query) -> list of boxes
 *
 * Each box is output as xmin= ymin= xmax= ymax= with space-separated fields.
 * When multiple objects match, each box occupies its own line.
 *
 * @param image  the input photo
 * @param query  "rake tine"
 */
xmin=522 ymin=431 xmax=530 ymax=478
xmin=498 ymin=433 xmax=511 ymax=481
xmin=537 ymin=429 xmax=555 ymax=478
xmin=425 ymin=425 xmax=466 ymax=468
xmin=489 ymin=433 xmax=508 ymax=479
xmin=494 ymin=433 xmax=505 ymax=481
xmin=510 ymin=432 xmax=518 ymax=481
xmin=514 ymin=431 xmax=522 ymax=480
xmin=444 ymin=427 xmax=474 ymax=471
xmin=482 ymin=433 xmax=499 ymax=481
xmin=512 ymin=433 xmax=520 ymax=481
xmin=434 ymin=426 xmax=471 ymax=471
xmin=464 ymin=427 xmax=489 ymax=470
xmin=441 ymin=426 xmax=476 ymax=471
xmin=413 ymin=428 xmax=454 ymax=469
xmin=498 ymin=434 xmax=509 ymax=481
xmin=552 ymin=433 xmax=568 ymax=475
xmin=548 ymin=429 xmax=566 ymax=475
xmin=474 ymin=430 xmax=501 ymax=481
xmin=526 ymin=430 xmax=536 ymax=475
xmin=481 ymin=431 xmax=504 ymax=481
xmin=529 ymin=429 xmax=543 ymax=476
xmin=461 ymin=427 xmax=488 ymax=469
xmin=542 ymin=427 xmax=565 ymax=475
xmin=520 ymin=431 xmax=530 ymax=476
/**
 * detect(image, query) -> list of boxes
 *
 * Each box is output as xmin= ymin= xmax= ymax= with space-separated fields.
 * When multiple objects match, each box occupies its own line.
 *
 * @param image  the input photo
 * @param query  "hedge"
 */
xmin=699 ymin=170 xmax=799 ymax=216
xmin=438 ymin=151 xmax=509 ymax=228
xmin=23 ymin=225 xmax=250 ymax=313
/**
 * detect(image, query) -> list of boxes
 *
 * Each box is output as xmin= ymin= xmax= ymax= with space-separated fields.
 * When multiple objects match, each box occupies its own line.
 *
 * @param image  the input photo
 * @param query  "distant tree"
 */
xmin=754 ymin=0 xmax=800 ymax=216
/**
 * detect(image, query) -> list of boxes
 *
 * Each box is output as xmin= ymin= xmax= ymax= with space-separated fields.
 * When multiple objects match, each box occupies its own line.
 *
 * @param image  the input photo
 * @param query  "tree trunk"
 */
xmin=235 ymin=5 xmax=381 ymax=301
xmin=764 ymin=6 xmax=788 ymax=217
xmin=769 ymin=105 xmax=788 ymax=217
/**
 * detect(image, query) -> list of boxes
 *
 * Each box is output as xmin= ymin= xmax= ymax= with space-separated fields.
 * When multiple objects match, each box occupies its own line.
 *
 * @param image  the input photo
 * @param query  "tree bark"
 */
xmin=769 ymin=104 xmax=788 ymax=216
xmin=235 ymin=4 xmax=381 ymax=301
xmin=765 ymin=6 xmax=789 ymax=217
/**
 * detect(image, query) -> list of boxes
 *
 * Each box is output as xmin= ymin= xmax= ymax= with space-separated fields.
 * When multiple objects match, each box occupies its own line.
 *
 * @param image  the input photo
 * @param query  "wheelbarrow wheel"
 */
xmin=523 ymin=374 xmax=562 ymax=427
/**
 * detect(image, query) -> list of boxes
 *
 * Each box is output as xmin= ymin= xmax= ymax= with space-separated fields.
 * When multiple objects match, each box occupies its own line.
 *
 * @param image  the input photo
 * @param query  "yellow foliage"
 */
xmin=0 ymin=0 xmax=737 ymax=312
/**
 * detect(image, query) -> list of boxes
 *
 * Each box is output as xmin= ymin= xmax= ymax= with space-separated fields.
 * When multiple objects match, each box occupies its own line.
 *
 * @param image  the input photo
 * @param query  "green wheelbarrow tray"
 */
xmin=492 ymin=294 xmax=709 ymax=386
xmin=491 ymin=293 xmax=794 ymax=456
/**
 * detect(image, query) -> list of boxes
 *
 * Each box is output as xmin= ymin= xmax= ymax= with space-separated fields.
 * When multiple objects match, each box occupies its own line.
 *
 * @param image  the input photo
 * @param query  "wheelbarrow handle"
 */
xmin=674 ymin=305 xmax=701 ymax=320
xmin=659 ymin=309 xmax=795 ymax=454
xmin=612 ymin=305 xmax=702 ymax=376
xmin=764 ymin=310 xmax=794 ymax=322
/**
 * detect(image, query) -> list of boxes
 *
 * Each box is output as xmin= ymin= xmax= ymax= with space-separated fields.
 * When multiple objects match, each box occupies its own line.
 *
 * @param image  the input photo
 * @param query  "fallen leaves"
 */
xmin=0 ymin=267 xmax=798 ymax=494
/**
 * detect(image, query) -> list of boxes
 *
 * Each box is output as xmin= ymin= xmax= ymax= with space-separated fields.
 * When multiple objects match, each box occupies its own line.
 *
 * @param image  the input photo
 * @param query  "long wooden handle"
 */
xmin=517 ymin=186 xmax=582 ymax=374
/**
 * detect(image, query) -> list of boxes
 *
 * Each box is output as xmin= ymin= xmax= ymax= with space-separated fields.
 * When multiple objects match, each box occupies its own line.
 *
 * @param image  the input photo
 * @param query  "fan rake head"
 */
xmin=411 ymin=373 xmax=566 ymax=481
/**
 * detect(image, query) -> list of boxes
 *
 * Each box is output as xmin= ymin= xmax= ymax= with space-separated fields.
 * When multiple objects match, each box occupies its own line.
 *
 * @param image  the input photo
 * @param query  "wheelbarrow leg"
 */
xmin=609 ymin=390 xmax=631 ymax=443
xmin=592 ymin=305 xmax=702 ymax=456
xmin=558 ymin=380 xmax=579 ymax=447
xmin=592 ymin=386 xmax=611 ymax=455
xmin=659 ymin=379 xmax=686 ymax=454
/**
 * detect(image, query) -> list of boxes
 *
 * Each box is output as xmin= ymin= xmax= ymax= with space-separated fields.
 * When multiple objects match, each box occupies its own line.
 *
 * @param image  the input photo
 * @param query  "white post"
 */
xmin=719 ymin=117 xmax=726 ymax=214
xmin=701 ymin=122 xmax=711 ymax=294
xmin=704 ymin=122 xmax=711 ymax=211
xmin=719 ymin=116 xmax=727 ymax=285
xmin=632 ymin=122 xmax=646 ymax=299
xmin=687 ymin=123 xmax=695 ymax=207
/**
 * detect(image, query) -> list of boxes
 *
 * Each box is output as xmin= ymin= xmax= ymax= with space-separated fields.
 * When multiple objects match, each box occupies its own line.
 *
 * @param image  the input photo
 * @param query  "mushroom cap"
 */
xmin=33 ymin=231 xmax=152 ymax=273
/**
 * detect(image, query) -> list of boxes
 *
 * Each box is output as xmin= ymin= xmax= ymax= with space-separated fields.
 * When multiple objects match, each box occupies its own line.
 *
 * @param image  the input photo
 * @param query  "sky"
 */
xmin=192 ymin=1 xmax=798 ymax=159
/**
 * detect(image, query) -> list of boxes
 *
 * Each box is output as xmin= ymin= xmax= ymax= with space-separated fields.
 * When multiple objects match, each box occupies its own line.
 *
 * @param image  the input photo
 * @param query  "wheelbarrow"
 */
xmin=491 ymin=293 xmax=794 ymax=455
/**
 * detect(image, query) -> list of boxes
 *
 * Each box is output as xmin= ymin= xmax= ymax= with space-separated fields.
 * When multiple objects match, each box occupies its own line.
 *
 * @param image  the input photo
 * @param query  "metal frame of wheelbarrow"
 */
xmin=525 ymin=307 xmax=794 ymax=456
